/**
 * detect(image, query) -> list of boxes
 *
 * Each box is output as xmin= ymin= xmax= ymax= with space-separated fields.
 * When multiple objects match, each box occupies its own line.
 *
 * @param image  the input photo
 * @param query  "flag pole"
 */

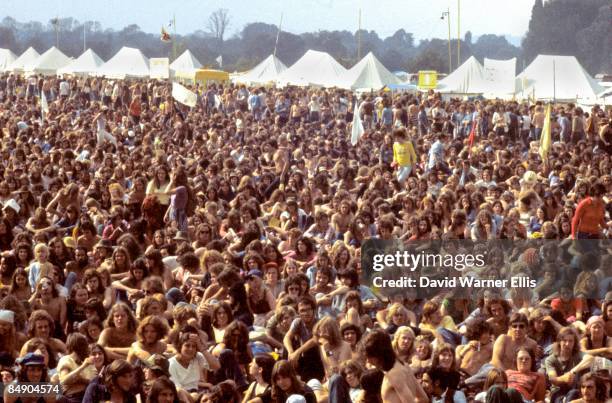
xmin=357 ymin=9 xmax=362 ymax=60
xmin=172 ymin=14 xmax=177 ymax=61
xmin=457 ymin=0 xmax=461 ymax=66
xmin=552 ymin=59 xmax=556 ymax=103
xmin=273 ymin=12 xmax=283 ymax=57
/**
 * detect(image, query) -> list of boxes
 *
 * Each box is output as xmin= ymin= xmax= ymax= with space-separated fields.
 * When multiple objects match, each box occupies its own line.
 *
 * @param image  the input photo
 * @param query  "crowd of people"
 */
xmin=0 ymin=71 xmax=610 ymax=403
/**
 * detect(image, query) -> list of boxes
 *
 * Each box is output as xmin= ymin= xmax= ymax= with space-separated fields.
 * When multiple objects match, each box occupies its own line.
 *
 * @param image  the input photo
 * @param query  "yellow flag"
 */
xmin=539 ymin=103 xmax=551 ymax=161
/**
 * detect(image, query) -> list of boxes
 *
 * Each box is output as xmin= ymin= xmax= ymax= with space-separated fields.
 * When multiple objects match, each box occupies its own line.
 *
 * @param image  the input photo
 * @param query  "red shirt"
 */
xmin=571 ymin=197 xmax=605 ymax=238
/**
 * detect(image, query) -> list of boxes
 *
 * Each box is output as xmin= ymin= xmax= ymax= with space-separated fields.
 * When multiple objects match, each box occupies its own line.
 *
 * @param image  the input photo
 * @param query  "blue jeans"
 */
xmin=397 ymin=165 xmax=412 ymax=183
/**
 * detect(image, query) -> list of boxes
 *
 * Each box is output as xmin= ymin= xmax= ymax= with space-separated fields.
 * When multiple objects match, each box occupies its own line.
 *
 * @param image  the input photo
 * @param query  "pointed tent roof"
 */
xmin=437 ymin=56 xmax=486 ymax=94
xmin=277 ymin=50 xmax=349 ymax=88
xmin=58 ymin=49 xmax=104 ymax=76
xmin=0 ymin=49 xmax=17 ymax=71
xmin=97 ymin=47 xmax=150 ymax=79
xmin=30 ymin=46 xmax=72 ymax=75
xmin=346 ymin=52 xmax=401 ymax=90
xmin=234 ymin=54 xmax=287 ymax=85
xmin=170 ymin=50 xmax=202 ymax=74
xmin=516 ymin=55 xmax=603 ymax=101
xmin=9 ymin=47 xmax=40 ymax=72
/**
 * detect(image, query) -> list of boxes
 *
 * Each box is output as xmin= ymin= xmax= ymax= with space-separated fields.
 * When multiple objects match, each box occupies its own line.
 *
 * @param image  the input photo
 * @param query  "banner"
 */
xmin=150 ymin=58 xmax=169 ymax=79
xmin=350 ymin=102 xmax=364 ymax=146
xmin=539 ymin=103 xmax=552 ymax=161
xmin=482 ymin=58 xmax=516 ymax=96
xmin=172 ymin=82 xmax=197 ymax=107
xmin=417 ymin=71 xmax=437 ymax=89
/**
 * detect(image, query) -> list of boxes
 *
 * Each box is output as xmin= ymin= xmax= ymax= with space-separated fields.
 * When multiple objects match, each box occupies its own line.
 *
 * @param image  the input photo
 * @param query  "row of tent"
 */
xmin=0 ymin=45 xmax=404 ymax=91
xmin=437 ymin=55 xmax=605 ymax=102
xmin=0 ymin=45 xmax=607 ymax=102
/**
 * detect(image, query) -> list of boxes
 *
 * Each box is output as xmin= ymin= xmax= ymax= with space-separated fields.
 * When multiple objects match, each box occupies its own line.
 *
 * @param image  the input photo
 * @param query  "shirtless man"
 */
xmin=30 ymin=276 xmax=66 ymax=332
xmin=363 ymin=330 xmax=428 ymax=403
xmin=126 ymin=315 xmax=169 ymax=364
xmin=98 ymin=303 xmax=137 ymax=360
xmin=313 ymin=317 xmax=352 ymax=380
xmin=490 ymin=312 xmax=539 ymax=370
xmin=569 ymin=373 xmax=606 ymax=403
xmin=331 ymin=200 xmax=353 ymax=239
xmin=20 ymin=310 xmax=67 ymax=356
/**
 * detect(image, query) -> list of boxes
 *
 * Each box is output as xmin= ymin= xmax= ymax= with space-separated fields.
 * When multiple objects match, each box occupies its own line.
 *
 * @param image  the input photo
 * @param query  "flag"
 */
xmin=216 ymin=55 xmax=223 ymax=68
xmin=171 ymin=82 xmax=197 ymax=107
xmin=539 ymin=103 xmax=552 ymax=162
xmin=41 ymin=91 xmax=49 ymax=123
xmin=350 ymin=102 xmax=364 ymax=146
xmin=468 ymin=120 xmax=478 ymax=150
xmin=161 ymin=26 xmax=171 ymax=42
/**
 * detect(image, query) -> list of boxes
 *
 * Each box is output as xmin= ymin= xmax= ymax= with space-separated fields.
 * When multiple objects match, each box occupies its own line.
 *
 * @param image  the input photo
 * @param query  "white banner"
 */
xmin=172 ymin=82 xmax=197 ymax=107
xmin=150 ymin=57 xmax=170 ymax=79
xmin=482 ymin=58 xmax=516 ymax=96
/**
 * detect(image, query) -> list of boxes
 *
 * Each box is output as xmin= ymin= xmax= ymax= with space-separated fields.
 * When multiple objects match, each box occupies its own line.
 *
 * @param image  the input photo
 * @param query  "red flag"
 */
xmin=468 ymin=120 xmax=478 ymax=150
xmin=161 ymin=26 xmax=171 ymax=42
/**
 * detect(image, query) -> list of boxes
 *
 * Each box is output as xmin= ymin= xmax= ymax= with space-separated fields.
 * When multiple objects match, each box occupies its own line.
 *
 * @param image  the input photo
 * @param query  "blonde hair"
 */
xmin=34 ymin=243 xmax=49 ymax=260
xmin=392 ymin=326 xmax=415 ymax=356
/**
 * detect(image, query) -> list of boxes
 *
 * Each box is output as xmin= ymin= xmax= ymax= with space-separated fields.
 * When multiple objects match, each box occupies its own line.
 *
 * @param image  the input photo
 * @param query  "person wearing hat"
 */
xmin=4 ymin=353 xmax=50 ymax=402
xmin=0 ymin=309 xmax=25 ymax=359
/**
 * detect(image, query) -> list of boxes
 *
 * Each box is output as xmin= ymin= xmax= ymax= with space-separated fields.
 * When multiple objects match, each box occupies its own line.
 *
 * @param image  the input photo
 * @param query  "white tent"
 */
xmin=9 ymin=47 xmax=40 ymax=72
xmin=277 ymin=50 xmax=349 ymax=88
xmin=57 ymin=49 xmax=104 ymax=76
xmin=437 ymin=56 xmax=486 ymax=94
xmin=0 ymin=49 xmax=17 ymax=71
xmin=170 ymin=50 xmax=202 ymax=77
xmin=97 ymin=47 xmax=150 ymax=79
xmin=516 ymin=55 xmax=604 ymax=102
xmin=234 ymin=54 xmax=287 ymax=85
xmin=29 ymin=46 xmax=72 ymax=75
xmin=480 ymin=58 xmax=516 ymax=99
xmin=346 ymin=52 xmax=401 ymax=90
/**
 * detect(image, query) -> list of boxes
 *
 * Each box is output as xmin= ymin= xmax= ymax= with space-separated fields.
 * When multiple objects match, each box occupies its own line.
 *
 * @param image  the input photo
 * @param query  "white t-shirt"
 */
xmin=59 ymin=81 xmax=70 ymax=96
xmin=168 ymin=352 xmax=210 ymax=391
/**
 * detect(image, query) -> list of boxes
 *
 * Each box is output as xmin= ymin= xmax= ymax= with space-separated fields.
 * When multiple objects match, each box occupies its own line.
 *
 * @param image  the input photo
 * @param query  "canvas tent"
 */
xmin=516 ymin=55 xmax=603 ymax=102
xmin=58 ymin=49 xmax=104 ymax=76
xmin=0 ymin=49 xmax=17 ymax=71
xmin=9 ymin=47 xmax=40 ymax=72
xmin=346 ymin=52 xmax=401 ymax=91
xmin=277 ymin=50 xmax=349 ymax=88
xmin=170 ymin=50 xmax=202 ymax=78
xmin=437 ymin=56 xmax=486 ymax=95
xmin=480 ymin=58 xmax=516 ymax=98
xmin=29 ymin=46 xmax=72 ymax=75
xmin=97 ymin=47 xmax=150 ymax=79
xmin=234 ymin=54 xmax=287 ymax=85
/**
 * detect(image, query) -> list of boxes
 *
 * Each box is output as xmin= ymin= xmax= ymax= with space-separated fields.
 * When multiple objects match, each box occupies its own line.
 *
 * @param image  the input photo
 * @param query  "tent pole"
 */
xmin=273 ymin=12 xmax=283 ymax=57
xmin=553 ymin=59 xmax=556 ymax=103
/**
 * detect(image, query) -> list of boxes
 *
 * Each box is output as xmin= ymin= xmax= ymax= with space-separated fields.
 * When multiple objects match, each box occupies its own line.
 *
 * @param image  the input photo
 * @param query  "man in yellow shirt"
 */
xmin=391 ymin=127 xmax=417 ymax=184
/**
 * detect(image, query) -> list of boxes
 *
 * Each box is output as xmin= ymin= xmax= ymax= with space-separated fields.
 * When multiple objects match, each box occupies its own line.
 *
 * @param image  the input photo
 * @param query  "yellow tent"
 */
xmin=175 ymin=68 xmax=229 ymax=85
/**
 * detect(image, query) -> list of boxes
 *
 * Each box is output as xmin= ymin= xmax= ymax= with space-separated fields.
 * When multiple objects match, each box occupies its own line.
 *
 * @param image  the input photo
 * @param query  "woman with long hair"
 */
xmin=146 ymin=376 xmax=180 ymax=403
xmin=392 ymin=326 xmax=416 ymax=365
xmin=243 ymin=353 xmax=276 ymax=402
xmin=267 ymin=360 xmax=316 ymax=403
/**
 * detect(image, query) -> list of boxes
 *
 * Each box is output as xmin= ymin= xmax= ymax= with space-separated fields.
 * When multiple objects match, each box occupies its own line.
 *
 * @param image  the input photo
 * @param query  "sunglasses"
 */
xmin=511 ymin=323 xmax=526 ymax=329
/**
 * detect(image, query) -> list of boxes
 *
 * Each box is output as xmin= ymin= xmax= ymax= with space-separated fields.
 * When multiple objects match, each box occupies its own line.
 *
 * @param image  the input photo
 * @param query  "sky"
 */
xmin=3 ymin=0 xmax=535 ymax=44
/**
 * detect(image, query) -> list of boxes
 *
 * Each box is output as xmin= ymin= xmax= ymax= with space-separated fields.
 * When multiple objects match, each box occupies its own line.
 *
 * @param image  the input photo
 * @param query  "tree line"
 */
xmin=0 ymin=0 xmax=608 ymax=75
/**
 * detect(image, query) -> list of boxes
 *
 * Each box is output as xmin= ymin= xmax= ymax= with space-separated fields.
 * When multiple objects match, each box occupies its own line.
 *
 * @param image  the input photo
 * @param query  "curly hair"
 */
xmin=136 ymin=315 xmax=169 ymax=343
